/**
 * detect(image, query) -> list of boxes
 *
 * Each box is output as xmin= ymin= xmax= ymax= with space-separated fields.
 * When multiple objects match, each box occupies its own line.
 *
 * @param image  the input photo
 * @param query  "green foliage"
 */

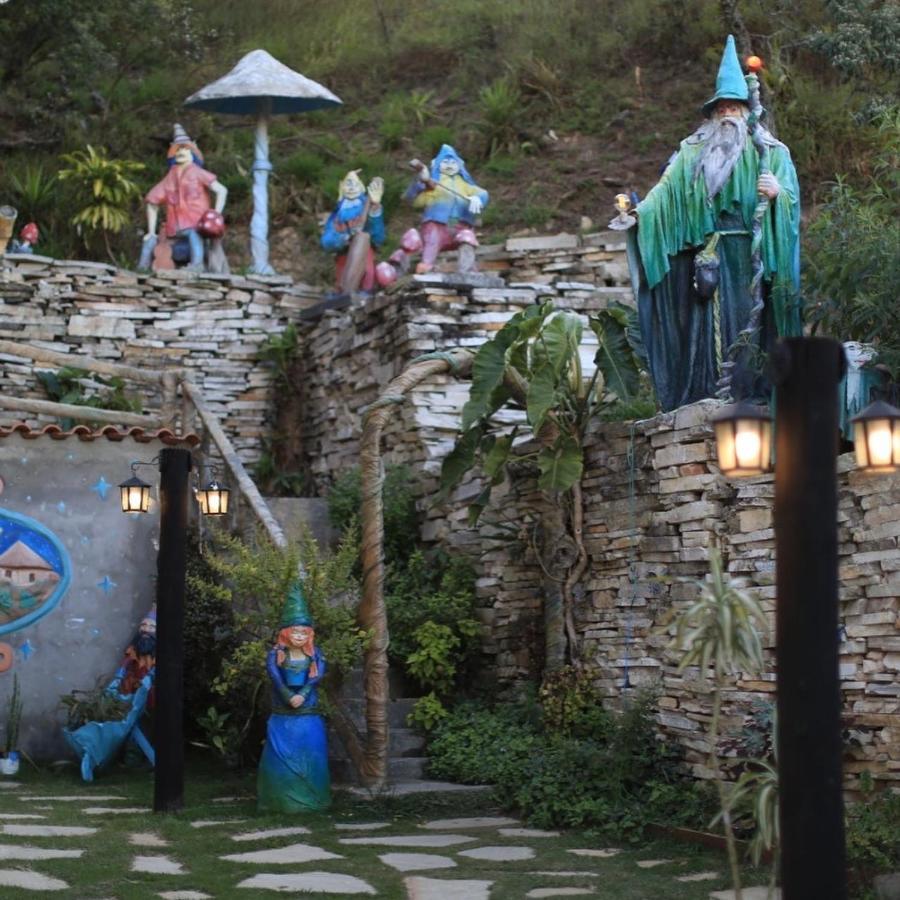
xmin=670 ymin=551 xmax=767 ymax=681
xmin=408 ymin=691 xmax=449 ymax=732
xmin=59 ymin=680 xmax=131 ymax=731
xmin=57 ymin=146 xmax=145 ymax=250
xmin=538 ymin=665 xmax=613 ymax=739
xmin=427 ymin=689 xmax=707 ymax=836
xmin=444 ymin=301 xmax=646 ymax=517
xmin=7 ymin=165 xmax=57 ymax=224
xmin=846 ymin=786 xmax=900 ymax=885
xmin=328 ymin=465 xmax=420 ymax=566
xmin=282 ymin=151 xmax=327 ymax=186
xmin=4 ymin=674 xmax=22 ymax=754
xmin=185 ymin=529 xmax=368 ymax=766
xmin=421 ymin=125 xmax=456 ymax=157
xmin=36 ymin=366 xmax=143 ymax=428
xmin=805 ymin=112 xmax=900 ymax=376
xmin=477 ymin=76 xmax=523 ymax=157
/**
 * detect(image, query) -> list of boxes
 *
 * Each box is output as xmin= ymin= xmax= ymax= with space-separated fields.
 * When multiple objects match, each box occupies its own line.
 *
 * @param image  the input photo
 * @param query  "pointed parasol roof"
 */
xmin=184 ymin=49 xmax=342 ymax=116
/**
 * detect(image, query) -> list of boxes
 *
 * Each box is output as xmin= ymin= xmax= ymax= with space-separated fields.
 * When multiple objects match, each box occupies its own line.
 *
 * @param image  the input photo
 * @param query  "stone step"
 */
xmin=329 ymin=756 xmax=428 ymax=784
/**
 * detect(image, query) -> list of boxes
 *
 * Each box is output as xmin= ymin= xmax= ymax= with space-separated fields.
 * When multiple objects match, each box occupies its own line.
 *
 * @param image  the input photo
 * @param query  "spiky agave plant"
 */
xmin=671 ymin=549 xmax=768 ymax=900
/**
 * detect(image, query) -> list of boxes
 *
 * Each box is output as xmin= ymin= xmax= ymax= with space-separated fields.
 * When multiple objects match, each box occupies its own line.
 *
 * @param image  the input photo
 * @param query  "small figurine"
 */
xmin=8 ymin=222 xmax=39 ymax=254
xmin=140 ymin=124 xmax=229 ymax=273
xmin=320 ymin=170 xmax=391 ymax=295
xmin=257 ymin=579 xmax=330 ymax=812
xmin=378 ymin=144 xmax=488 ymax=281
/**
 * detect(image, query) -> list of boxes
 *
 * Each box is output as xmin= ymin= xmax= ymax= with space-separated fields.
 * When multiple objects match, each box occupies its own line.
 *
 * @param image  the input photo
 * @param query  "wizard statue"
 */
xmin=378 ymin=144 xmax=489 ymax=281
xmin=140 ymin=124 xmax=229 ymax=273
xmin=320 ymin=169 xmax=391 ymax=295
xmin=616 ymin=36 xmax=801 ymax=411
xmin=257 ymin=578 xmax=330 ymax=812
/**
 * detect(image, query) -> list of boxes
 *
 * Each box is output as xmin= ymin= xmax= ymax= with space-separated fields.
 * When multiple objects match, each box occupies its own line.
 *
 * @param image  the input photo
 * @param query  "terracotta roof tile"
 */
xmin=0 ymin=422 xmax=200 ymax=446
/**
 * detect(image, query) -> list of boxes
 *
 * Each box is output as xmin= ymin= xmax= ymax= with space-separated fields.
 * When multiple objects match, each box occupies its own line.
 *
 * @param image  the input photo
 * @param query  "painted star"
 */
xmin=97 ymin=576 xmax=117 ymax=595
xmin=91 ymin=476 xmax=111 ymax=501
xmin=20 ymin=641 xmax=34 ymax=661
xmin=56 ymin=501 xmax=67 ymax=514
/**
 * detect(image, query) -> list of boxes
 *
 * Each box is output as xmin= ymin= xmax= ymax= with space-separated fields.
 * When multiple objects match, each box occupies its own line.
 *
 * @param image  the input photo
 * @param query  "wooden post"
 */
xmin=773 ymin=337 xmax=847 ymax=898
xmin=160 ymin=371 xmax=178 ymax=430
xmin=153 ymin=447 xmax=191 ymax=813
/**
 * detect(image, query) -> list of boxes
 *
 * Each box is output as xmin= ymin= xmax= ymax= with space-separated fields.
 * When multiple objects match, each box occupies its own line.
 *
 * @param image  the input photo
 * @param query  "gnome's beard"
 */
xmin=693 ymin=115 xmax=749 ymax=199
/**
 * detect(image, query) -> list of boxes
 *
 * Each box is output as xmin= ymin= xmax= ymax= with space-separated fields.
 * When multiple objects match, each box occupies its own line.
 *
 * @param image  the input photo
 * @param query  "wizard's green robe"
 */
xmin=627 ymin=130 xmax=801 ymax=411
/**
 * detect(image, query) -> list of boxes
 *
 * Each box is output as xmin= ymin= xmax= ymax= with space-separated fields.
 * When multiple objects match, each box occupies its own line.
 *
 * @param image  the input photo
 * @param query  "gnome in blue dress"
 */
xmin=257 ymin=578 xmax=331 ymax=812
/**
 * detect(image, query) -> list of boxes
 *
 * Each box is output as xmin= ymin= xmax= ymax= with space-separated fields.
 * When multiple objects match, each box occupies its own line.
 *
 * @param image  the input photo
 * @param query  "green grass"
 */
xmin=0 ymin=754 xmax=773 ymax=899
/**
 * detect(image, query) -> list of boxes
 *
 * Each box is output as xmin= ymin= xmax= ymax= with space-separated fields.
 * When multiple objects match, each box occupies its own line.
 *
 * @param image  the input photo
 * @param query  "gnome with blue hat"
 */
xmin=257 ymin=577 xmax=331 ymax=812
xmin=378 ymin=143 xmax=489 ymax=282
xmin=615 ymin=35 xmax=801 ymax=412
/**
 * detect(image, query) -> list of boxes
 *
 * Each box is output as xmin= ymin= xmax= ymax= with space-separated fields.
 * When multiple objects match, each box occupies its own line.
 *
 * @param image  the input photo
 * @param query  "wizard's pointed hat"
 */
xmin=702 ymin=35 xmax=749 ymax=116
xmin=279 ymin=578 xmax=313 ymax=628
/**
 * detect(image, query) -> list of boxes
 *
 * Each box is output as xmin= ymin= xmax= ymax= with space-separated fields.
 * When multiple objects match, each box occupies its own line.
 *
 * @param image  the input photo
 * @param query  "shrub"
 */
xmin=426 ymin=688 xmax=707 ymax=838
xmin=846 ymin=783 xmax=900 ymax=888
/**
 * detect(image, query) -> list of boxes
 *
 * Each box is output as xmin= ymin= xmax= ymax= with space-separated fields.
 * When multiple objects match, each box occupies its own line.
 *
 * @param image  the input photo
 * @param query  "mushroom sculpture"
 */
xmin=185 ymin=49 xmax=342 ymax=275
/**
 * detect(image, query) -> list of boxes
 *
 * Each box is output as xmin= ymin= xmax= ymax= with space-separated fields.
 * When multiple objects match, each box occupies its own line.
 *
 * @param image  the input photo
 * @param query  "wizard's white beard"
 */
xmin=693 ymin=115 xmax=749 ymax=199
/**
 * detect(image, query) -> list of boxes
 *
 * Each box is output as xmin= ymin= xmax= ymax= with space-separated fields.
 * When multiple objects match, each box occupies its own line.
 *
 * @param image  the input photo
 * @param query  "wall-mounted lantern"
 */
xmin=851 ymin=400 xmax=900 ymax=472
xmin=195 ymin=478 xmax=229 ymax=517
xmin=119 ymin=467 xmax=152 ymax=513
xmin=711 ymin=401 xmax=773 ymax=478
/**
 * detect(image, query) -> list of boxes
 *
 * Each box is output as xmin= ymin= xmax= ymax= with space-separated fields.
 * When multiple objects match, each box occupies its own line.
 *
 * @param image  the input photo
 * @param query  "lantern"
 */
xmin=712 ymin=401 xmax=772 ymax=477
xmin=851 ymin=400 xmax=900 ymax=472
xmin=119 ymin=473 xmax=152 ymax=513
xmin=196 ymin=479 xmax=230 ymax=516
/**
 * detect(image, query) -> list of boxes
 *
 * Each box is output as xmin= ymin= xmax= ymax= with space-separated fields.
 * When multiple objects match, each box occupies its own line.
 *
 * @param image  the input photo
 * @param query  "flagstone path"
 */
xmin=0 ymin=776 xmax=767 ymax=898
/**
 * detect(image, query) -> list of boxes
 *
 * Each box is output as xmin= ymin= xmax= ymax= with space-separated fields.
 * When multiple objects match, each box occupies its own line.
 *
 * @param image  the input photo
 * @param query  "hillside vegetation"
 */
xmin=0 ymin=0 xmax=897 ymax=342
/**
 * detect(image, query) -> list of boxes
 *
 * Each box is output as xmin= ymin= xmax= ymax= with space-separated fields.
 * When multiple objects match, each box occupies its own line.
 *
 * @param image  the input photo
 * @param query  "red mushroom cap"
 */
xmin=196 ymin=209 xmax=226 ymax=238
xmin=19 ymin=222 xmax=39 ymax=244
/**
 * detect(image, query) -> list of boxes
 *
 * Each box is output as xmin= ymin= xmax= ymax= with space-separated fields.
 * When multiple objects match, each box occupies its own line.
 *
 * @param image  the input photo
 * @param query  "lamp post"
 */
xmin=118 ymin=450 xmax=230 ymax=813
xmin=713 ymin=337 xmax=864 ymax=897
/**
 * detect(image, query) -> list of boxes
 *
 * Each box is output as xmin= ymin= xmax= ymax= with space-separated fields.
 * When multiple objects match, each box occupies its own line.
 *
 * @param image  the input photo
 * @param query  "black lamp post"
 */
xmin=714 ymin=337 xmax=868 ymax=899
xmin=118 ymin=450 xmax=229 ymax=813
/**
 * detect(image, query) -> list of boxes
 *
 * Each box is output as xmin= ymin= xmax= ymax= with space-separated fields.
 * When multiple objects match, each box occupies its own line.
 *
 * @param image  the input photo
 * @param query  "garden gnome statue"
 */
xmin=320 ymin=169 xmax=392 ymax=295
xmin=377 ymin=144 xmax=488 ymax=283
xmin=257 ymin=578 xmax=330 ymax=812
xmin=62 ymin=606 xmax=157 ymax=782
xmin=9 ymin=222 xmax=39 ymax=254
xmin=140 ymin=124 xmax=229 ymax=273
xmin=615 ymin=35 xmax=801 ymax=411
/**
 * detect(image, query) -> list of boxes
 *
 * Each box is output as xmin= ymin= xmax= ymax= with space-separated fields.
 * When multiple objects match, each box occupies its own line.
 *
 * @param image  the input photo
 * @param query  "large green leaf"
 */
xmin=537 ymin=433 xmax=583 ymax=492
xmin=526 ymin=363 xmax=558 ymax=431
xmin=461 ymin=340 xmax=508 ymax=430
xmin=539 ymin=311 xmax=582 ymax=377
xmin=590 ymin=311 xmax=640 ymax=401
xmin=483 ymin=433 xmax=513 ymax=480
xmin=440 ymin=423 xmax=483 ymax=492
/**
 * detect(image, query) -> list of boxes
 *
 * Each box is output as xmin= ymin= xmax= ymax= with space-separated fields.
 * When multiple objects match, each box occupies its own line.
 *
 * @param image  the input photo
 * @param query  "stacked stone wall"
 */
xmin=2 ymin=233 xmax=897 ymax=791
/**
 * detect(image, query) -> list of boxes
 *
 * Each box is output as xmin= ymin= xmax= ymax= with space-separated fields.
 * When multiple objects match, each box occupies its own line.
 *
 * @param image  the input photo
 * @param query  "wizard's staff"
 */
xmin=715 ymin=55 xmax=770 ymax=401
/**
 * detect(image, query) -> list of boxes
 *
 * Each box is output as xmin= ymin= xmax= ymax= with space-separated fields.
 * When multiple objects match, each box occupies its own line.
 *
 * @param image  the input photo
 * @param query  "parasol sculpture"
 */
xmin=184 ymin=49 xmax=341 ymax=275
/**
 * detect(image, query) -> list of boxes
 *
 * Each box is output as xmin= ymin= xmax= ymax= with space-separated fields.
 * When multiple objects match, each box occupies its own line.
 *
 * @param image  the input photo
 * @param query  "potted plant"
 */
xmin=1 ymin=674 xmax=23 ymax=775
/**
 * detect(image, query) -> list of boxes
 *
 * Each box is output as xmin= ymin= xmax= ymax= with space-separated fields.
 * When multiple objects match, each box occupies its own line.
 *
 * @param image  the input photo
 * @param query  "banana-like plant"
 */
xmin=670 ymin=549 xmax=769 ymax=900
xmin=441 ymin=300 xmax=645 ymax=670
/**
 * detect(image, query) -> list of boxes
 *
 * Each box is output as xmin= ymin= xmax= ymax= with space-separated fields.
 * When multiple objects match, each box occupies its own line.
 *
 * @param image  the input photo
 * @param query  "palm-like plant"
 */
xmin=670 ymin=550 xmax=768 ymax=900
xmin=57 ymin=145 xmax=145 ymax=261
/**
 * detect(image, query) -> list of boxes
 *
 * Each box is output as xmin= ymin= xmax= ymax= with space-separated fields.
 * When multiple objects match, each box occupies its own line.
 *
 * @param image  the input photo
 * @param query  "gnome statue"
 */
xmin=140 ymin=124 xmax=229 ymax=274
xmin=257 ymin=578 xmax=330 ymax=812
xmin=320 ymin=169 xmax=393 ymax=296
xmin=376 ymin=144 xmax=489 ymax=284
xmin=615 ymin=35 xmax=801 ymax=411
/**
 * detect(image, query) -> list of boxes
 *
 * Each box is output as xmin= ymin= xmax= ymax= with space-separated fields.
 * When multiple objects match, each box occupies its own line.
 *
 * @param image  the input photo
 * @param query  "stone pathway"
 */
xmin=0 ymin=777 xmax=753 ymax=897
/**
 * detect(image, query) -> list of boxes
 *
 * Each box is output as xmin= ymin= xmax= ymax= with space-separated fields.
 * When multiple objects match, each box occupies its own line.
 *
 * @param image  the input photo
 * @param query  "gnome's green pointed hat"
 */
xmin=702 ymin=35 xmax=749 ymax=116
xmin=280 ymin=578 xmax=313 ymax=628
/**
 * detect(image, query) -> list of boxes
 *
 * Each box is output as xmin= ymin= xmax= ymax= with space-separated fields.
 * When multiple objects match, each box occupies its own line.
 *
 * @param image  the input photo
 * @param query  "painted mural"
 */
xmin=0 ymin=509 xmax=71 ymax=634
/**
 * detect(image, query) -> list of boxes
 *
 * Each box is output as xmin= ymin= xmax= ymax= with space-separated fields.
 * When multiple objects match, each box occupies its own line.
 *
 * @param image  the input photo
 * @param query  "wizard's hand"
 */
xmin=757 ymin=173 xmax=781 ymax=199
xmin=367 ymin=177 xmax=384 ymax=206
xmin=468 ymin=195 xmax=484 ymax=215
xmin=289 ymin=694 xmax=305 ymax=709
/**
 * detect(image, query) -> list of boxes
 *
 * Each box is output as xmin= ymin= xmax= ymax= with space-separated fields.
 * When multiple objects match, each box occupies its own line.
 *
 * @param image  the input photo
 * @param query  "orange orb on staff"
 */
xmin=746 ymin=55 xmax=764 ymax=72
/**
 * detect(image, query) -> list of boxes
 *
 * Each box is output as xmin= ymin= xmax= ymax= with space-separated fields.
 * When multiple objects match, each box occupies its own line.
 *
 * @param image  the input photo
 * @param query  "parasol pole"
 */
xmin=250 ymin=97 xmax=275 ymax=275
